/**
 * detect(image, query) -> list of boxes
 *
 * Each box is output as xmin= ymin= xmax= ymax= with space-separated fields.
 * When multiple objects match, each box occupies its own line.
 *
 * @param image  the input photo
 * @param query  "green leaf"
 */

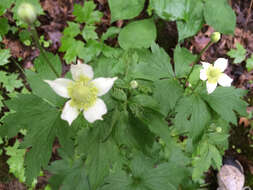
xmin=246 ymin=54 xmax=253 ymax=71
xmin=64 ymin=40 xmax=86 ymax=64
xmin=0 ymin=94 xmax=73 ymax=185
xmin=101 ymin=27 xmax=121 ymax=41
xmin=174 ymin=95 xmax=211 ymax=142
xmin=118 ymin=19 xmax=157 ymax=49
xmin=0 ymin=71 xmax=23 ymax=92
xmin=111 ymin=88 xmax=127 ymax=101
xmin=108 ymin=0 xmax=145 ymax=22
xmin=5 ymin=141 xmax=26 ymax=183
xmin=34 ymin=52 xmax=62 ymax=79
xmin=48 ymin=159 xmax=90 ymax=190
xmin=177 ymin=0 xmax=204 ymax=41
xmin=0 ymin=49 xmax=11 ymax=66
xmin=130 ymin=95 xmax=160 ymax=113
xmin=63 ymin=22 xmax=80 ymax=38
xmin=81 ymin=25 xmax=98 ymax=41
xmin=150 ymin=0 xmax=186 ymax=21
xmin=19 ymin=30 xmax=32 ymax=46
xmin=192 ymin=142 xmax=222 ymax=181
xmin=188 ymin=65 xmax=202 ymax=86
xmin=73 ymin=2 xmax=103 ymax=24
xmin=0 ymin=17 xmax=9 ymax=36
xmin=153 ymin=79 xmax=184 ymax=116
xmin=174 ymin=45 xmax=197 ymax=78
xmin=132 ymin=43 xmax=173 ymax=81
xmin=227 ymin=43 xmax=246 ymax=64
xmin=201 ymin=87 xmax=248 ymax=124
xmin=77 ymin=126 xmax=120 ymax=190
xmin=0 ymin=0 xmax=13 ymax=16
xmin=204 ymin=0 xmax=236 ymax=34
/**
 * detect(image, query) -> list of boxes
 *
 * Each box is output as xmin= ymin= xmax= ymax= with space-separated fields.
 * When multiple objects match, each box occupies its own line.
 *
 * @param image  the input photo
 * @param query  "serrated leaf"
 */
xmin=153 ymin=79 xmax=184 ymax=116
xmin=81 ymin=25 xmax=98 ymax=41
xmin=132 ymin=43 xmax=173 ymax=81
xmin=175 ymin=95 xmax=211 ymax=142
xmin=48 ymin=159 xmax=90 ymax=190
xmin=0 ymin=0 xmax=13 ymax=16
xmin=63 ymin=22 xmax=80 ymax=38
xmin=0 ymin=17 xmax=9 ymax=36
xmin=118 ymin=19 xmax=157 ymax=49
xmin=111 ymin=88 xmax=127 ymax=101
xmin=177 ymin=0 xmax=204 ymax=41
xmin=150 ymin=0 xmax=186 ymax=21
xmin=0 ymin=71 xmax=23 ymax=92
xmin=101 ymin=27 xmax=121 ymax=41
xmin=0 ymin=94 xmax=73 ymax=185
xmin=174 ymin=45 xmax=197 ymax=78
xmin=204 ymin=0 xmax=236 ymax=34
xmin=201 ymin=87 xmax=248 ymax=124
xmin=108 ymin=0 xmax=145 ymax=22
xmin=0 ymin=49 xmax=11 ymax=66
xmin=246 ymin=54 xmax=253 ymax=71
xmin=130 ymin=94 xmax=160 ymax=113
xmin=73 ymin=2 xmax=102 ymax=24
xmin=227 ymin=43 xmax=246 ymax=64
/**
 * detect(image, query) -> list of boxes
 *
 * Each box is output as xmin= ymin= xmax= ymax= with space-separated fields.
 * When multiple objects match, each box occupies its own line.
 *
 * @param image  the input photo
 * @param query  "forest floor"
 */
xmin=0 ymin=0 xmax=253 ymax=189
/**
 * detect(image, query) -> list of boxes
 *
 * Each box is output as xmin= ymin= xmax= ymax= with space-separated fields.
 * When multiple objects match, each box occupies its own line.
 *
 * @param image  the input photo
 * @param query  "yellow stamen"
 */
xmin=206 ymin=65 xmax=222 ymax=84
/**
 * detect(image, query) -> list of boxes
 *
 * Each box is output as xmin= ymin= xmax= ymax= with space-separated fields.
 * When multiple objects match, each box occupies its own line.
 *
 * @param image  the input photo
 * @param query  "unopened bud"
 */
xmin=216 ymin=127 xmax=222 ymax=133
xmin=211 ymin=32 xmax=221 ymax=43
xmin=130 ymin=80 xmax=138 ymax=89
xmin=18 ymin=3 xmax=37 ymax=24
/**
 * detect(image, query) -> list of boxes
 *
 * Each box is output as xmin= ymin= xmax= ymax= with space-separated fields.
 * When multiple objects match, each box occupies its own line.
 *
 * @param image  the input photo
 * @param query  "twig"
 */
xmin=245 ymin=0 xmax=253 ymax=30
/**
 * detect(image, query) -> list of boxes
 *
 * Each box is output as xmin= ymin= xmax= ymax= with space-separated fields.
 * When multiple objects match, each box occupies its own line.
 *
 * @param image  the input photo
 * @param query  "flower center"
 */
xmin=67 ymin=76 xmax=98 ymax=110
xmin=206 ymin=65 xmax=222 ymax=84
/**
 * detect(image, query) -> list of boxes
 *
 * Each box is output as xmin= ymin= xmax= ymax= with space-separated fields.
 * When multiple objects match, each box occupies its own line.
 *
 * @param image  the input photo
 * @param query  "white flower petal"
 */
xmin=201 ymin=62 xmax=211 ymax=70
xmin=218 ymin=73 xmax=233 ymax=87
xmin=200 ymin=69 xmax=207 ymax=81
xmin=71 ymin=62 xmax=94 ymax=80
xmin=92 ymin=77 xmax=118 ymax=96
xmin=83 ymin=98 xmax=107 ymax=123
xmin=61 ymin=100 xmax=80 ymax=126
xmin=44 ymin=78 xmax=73 ymax=98
xmin=206 ymin=81 xmax=217 ymax=94
xmin=214 ymin=58 xmax=228 ymax=72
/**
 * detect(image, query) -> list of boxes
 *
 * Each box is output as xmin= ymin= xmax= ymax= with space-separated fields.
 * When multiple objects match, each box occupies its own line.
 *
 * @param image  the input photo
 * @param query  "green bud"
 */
xmin=18 ymin=3 xmax=37 ymax=24
xmin=130 ymin=80 xmax=138 ymax=89
xmin=211 ymin=32 xmax=221 ymax=43
xmin=216 ymin=127 xmax=222 ymax=133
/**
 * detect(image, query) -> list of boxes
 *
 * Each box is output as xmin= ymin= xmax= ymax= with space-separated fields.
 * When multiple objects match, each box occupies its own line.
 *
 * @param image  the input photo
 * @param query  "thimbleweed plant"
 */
xmin=0 ymin=0 xmax=249 ymax=189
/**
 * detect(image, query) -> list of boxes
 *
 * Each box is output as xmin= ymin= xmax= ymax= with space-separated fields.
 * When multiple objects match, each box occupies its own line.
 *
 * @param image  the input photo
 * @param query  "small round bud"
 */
xmin=216 ymin=127 xmax=222 ymax=133
xmin=130 ymin=80 xmax=138 ymax=89
xmin=211 ymin=32 xmax=221 ymax=43
xmin=18 ymin=3 xmax=37 ymax=24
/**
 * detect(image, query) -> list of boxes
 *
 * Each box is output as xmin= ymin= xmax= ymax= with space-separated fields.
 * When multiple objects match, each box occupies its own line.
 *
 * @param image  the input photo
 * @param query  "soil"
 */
xmin=0 ymin=0 xmax=253 ymax=189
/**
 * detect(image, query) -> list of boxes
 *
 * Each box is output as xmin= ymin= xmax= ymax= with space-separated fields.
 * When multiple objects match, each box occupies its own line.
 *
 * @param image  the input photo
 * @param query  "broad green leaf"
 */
xmin=150 ymin=0 xmax=186 ymax=21
xmin=73 ymin=2 xmax=103 ymax=24
xmin=108 ymin=0 xmax=145 ymax=22
xmin=81 ymin=25 xmax=98 ymax=41
xmin=174 ymin=95 xmax=211 ymax=142
xmin=204 ymin=0 xmax=236 ymax=34
xmin=34 ymin=52 xmax=62 ymax=79
xmin=246 ymin=55 xmax=253 ymax=71
xmin=177 ymin=0 xmax=204 ymax=41
xmin=227 ymin=43 xmax=246 ymax=64
xmin=153 ymin=79 xmax=184 ymax=116
xmin=48 ymin=159 xmax=90 ymax=190
xmin=201 ymin=87 xmax=248 ymax=124
xmin=25 ymin=70 xmax=64 ymax=106
xmin=0 ymin=94 xmax=73 ymax=185
xmin=0 ymin=49 xmax=11 ymax=66
xmin=130 ymin=94 xmax=160 ymax=113
xmin=132 ymin=43 xmax=173 ymax=81
xmin=188 ymin=65 xmax=202 ymax=86
xmin=63 ymin=22 xmax=80 ymax=38
xmin=174 ymin=45 xmax=197 ymax=78
xmin=77 ymin=126 xmax=120 ymax=190
xmin=0 ymin=17 xmax=9 ymax=36
xmin=118 ymin=19 xmax=157 ymax=49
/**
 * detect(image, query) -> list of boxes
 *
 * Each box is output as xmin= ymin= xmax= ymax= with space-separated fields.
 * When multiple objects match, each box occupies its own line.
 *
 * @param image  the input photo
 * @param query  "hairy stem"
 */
xmin=30 ymin=26 xmax=59 ymax=77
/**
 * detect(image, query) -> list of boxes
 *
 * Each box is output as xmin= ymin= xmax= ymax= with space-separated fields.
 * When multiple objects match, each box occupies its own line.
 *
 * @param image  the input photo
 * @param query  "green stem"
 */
xmin=191 ymin=79 xmax=201 ymax=93
xmin=184 ymin=41 xmax=213 ymax=88
xmin=11 ymin=57 xmax=25 ymax=74
xmin=30 ymin=26 xmax=59 ymax=78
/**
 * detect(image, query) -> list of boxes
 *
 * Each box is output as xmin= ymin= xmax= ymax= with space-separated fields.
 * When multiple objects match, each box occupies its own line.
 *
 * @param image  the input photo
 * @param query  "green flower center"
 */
xmin=68 ymin=76 xmax=98 ymax=110
xmin=206 ymin=65 xmax=222 ymax=84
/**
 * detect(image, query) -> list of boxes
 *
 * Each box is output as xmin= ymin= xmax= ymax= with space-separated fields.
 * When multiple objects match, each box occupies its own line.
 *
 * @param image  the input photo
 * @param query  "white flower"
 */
xmin=44 ymin=61 xmax=117 ymax=125
xmin=200 ymin=58 xmax=233 ymax=94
